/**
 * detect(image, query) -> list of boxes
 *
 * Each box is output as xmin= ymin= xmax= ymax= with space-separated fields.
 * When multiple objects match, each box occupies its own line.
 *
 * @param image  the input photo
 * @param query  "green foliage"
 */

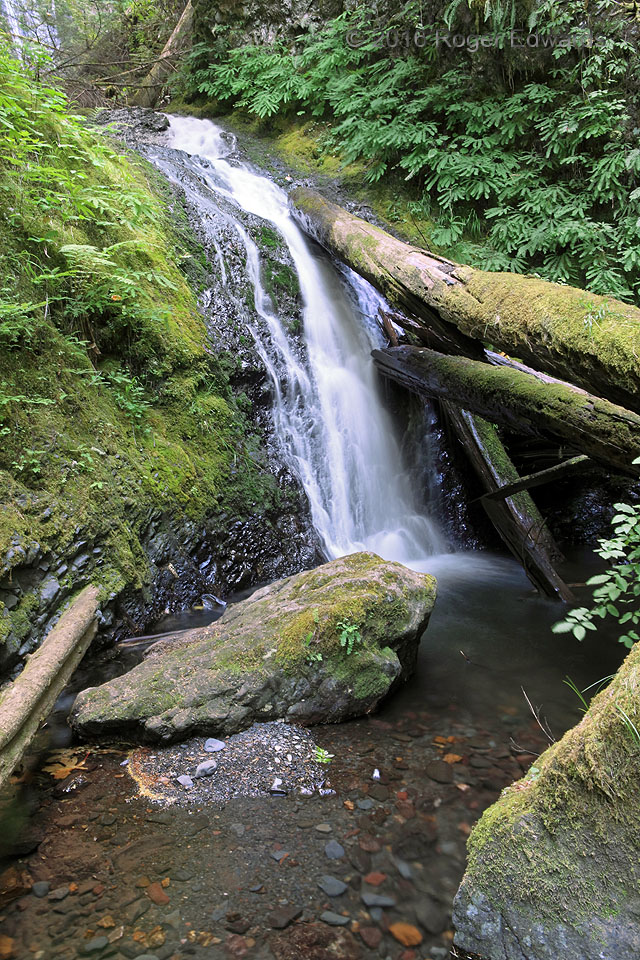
xmin=337 ymin=618 xmax=362 ymax=656
xmin=553 ymin=485 xmax=640 ymax=648
xmin=182 ymin=0 xmax=640 ymax=301
xmin=0 ymin=43 xmax=283 ymax=625
xmin=314 ymin=746 xmax=334 ymax=764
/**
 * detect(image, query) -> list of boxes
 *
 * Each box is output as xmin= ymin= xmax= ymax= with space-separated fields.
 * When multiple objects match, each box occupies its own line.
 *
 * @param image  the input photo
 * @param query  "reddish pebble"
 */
xmin=396 ymin=791 xmax=408 ymax=801
xmin=226 ymin=933 xmax=249 ymax=956
xmin=359 ymin=926 xmax=382 ymax=949
xmin=92 ymin=885 xmax=105 ymax=897
xmin=363 ymin=872 xmax=386 ymax=887
xmin=145 ymin=882 xmax=170 ymax=906
xmin=396 ymin=802 xmax=415 ymax=819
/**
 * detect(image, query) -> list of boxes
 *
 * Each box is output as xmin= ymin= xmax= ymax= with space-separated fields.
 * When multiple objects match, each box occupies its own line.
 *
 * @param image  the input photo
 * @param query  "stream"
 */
xmin=0 ymin=116 xmax=626 ymax=960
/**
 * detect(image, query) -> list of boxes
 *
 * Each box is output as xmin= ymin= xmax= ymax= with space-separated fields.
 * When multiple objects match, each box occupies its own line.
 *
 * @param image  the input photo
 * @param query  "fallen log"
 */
xmin=291 ymin=187 xmax=640 ymax=411
xmin=372 ymin=346 xmax=640 ymax=477
xmin=442 ymin=404 xmax=574 ymax=601
xmin=0 ymin=586 xmax=99 ymax=791
xmin=132 ymin=0 xmax=193 ymax=108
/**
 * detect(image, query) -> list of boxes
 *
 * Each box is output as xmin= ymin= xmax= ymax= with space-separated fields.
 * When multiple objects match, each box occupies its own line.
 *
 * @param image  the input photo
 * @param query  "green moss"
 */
xmin=463 ymin=640 xmax=640 ymax=929
xmin=0 ymin=74 xmax=284 ymax=647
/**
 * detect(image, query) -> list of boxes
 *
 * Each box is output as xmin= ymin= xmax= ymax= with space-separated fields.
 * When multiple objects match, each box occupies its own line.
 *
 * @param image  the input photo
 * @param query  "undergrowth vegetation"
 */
xmin=179 ymin=0 xmax=640 ymax=301
xmin=0 ymin=43 xmax=277 ymax=616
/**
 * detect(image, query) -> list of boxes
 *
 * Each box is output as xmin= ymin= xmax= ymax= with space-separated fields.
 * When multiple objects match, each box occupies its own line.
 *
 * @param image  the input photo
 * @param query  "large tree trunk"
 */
xmin=291 ymin=187 xmax=640 ymax=412
xmin=372 ymin=346 xmax=640 ymax=477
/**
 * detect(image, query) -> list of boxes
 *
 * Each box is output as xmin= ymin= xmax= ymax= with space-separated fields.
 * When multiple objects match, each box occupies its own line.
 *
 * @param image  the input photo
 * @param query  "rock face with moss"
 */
xmin=70 ymin=552 xmax=436 ymax=741
xmin=453 ymin=640 xmax=640 ymax=960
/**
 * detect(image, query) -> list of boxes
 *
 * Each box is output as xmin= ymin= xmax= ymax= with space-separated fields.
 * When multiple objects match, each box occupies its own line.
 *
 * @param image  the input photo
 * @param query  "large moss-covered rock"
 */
xmin=70 ymin=552 xmax=436 ymax=742
xmin=453 ymin=641 xmax=640 ymax=960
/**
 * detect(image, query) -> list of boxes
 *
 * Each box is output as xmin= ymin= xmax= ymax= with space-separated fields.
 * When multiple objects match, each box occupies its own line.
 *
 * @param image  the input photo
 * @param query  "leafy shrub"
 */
xmin=182 ymin=0 xmax=640 ymax=302
xmin=553 ymin=478 xmax=640 ymax=648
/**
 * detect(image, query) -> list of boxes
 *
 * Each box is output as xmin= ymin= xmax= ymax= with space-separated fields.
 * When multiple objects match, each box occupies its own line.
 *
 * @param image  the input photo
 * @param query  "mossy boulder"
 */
xmin=453 ymin=640 xmax=640 ymax=960
xmin=70 ymin=552 xmax=436 ymax=742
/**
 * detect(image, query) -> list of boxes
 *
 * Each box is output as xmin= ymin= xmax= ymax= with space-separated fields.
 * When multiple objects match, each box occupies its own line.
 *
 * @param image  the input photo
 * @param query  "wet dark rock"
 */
xmin=425 ymin=759 xmax=454 ymax=784
xmin=317 ymin=876 xmax=347 ymax=897
xmin=324 ymin=840 xmax=345 ymax=860
xmin=81 ymin=936 xmax=109 ymax=954
xmin=414 ymin=898 xmax=449 ymax=934
xmin=319 ymin=911 xmax=350 ymax=926
xmin=31 ymin=881 xmax=50 ymax=898
xmin=48 ymin=886 xmax=69 ymax=902
xmin=361 ymin=892 xmax=396 ymax=908
xmin=269 ymin=904 xmax=302 ymax=929
xmin=71 ymin=553 xmax=436 ymax=741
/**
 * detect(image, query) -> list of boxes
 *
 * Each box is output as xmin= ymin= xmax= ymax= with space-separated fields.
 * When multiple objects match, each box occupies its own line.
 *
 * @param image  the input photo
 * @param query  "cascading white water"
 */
xmin=0 ymin=0 xmax=22 ymax=48
xmin=162 ymin=116 xmax=449 ymax=570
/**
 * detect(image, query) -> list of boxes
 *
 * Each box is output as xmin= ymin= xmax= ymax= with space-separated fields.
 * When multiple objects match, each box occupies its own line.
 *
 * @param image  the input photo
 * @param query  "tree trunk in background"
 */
xmin=132 ymin=0 xmax=193 ymax=108
xmin=290 ymin=187 xmax=640 ymax=412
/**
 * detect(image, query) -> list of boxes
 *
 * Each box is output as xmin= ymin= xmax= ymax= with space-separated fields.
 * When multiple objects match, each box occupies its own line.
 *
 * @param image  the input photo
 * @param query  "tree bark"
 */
xmin=441 ymin=404 xmax=574 ymax=602
xmin=291 ymin=187 xmax=640 ymax=412
xmin=372 ymin=346 xmax=640 ymax=477
xmin=132 ymin=0 xmax=193 ymax=108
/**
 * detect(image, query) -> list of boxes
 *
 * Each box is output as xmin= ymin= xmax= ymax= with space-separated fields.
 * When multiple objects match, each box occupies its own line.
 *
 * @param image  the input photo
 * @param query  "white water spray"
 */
xmin=162 ymin=116 xmax=449 ymax=570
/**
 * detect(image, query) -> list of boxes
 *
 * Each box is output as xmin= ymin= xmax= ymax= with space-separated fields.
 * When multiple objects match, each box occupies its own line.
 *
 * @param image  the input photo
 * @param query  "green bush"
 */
xmin=181 ymin=0 xmax=640 ymax=302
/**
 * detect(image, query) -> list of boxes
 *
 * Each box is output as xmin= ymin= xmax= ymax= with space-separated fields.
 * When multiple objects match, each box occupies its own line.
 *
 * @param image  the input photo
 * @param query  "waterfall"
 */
xmin=154 ymin=116 xmax=450 ymax=571
xmin=1 ymin=0 xmax=22 ymax=49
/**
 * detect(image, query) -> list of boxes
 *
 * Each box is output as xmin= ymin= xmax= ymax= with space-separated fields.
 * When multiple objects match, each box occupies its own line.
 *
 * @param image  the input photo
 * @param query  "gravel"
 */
xmin=127 ymin=721 xmax=329 ymax=806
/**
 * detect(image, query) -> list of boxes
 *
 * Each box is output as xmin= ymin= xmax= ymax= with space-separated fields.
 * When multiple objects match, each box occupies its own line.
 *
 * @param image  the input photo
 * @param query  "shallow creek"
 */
xmin=1 ymin=555 xmax=622 ymax=960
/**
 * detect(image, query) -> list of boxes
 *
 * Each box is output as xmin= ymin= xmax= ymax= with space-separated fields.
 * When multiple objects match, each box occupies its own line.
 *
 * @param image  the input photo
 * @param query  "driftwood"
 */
xmin=372 ymin=346 xmax=640 ymax=477
xmin=291 ymin=187 xmax=640 ymax=411
xmin=442 ymin=405 xmax=574 ymax=602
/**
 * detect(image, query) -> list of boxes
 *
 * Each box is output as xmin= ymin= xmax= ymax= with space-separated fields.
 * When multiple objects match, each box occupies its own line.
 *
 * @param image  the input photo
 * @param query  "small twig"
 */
xmin=521 ymin=686 xmax=555 ymax=744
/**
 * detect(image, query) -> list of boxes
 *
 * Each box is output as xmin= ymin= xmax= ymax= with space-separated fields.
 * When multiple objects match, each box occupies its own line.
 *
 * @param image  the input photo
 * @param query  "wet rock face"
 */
xmin=193 ymin=0 xmax=345 ymax=45
xmin=70 ymin=551 xmax=437 ymax=741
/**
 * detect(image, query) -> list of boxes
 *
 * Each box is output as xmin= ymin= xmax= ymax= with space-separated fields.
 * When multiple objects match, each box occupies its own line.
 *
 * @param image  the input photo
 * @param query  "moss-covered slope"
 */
xmin=0 ymin=50 xmax=303 ymax=671
xmin=453 ymin=641 xmax=640 ymax=960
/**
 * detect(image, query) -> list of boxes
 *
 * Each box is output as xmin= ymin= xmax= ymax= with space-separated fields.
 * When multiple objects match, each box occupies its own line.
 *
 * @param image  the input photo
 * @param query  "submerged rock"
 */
xmin=453 ymin=640 xmax=640 ymax=960
xmin=70 ymin=552 xmax=436 ymax=742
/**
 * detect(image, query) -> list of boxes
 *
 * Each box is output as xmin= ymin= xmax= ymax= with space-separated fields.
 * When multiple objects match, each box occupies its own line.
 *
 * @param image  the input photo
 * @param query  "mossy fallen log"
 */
xmin=453 ymin=639 xmax=640 ymax=960
xmin=442 ymin=404 xmax=573 ymax=602
xmin=290 ymin=187 xmax=640 ymax=411
xmin=372 ymin=346 xmax=640 ymax=477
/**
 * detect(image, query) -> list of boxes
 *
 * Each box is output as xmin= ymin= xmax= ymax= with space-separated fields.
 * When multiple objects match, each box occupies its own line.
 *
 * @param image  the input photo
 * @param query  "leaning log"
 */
xmin=132 ymin=0 xmax=193 ymax=108
xmin=0 ymin=586 xmax=99 ymax=791
xmin=372 ymin=346 xmax=640 ymax=477
xmin=442 ymin=404 xmax=574 ymax=602
xmin=291 ymin=187 xmax=640 ymax=411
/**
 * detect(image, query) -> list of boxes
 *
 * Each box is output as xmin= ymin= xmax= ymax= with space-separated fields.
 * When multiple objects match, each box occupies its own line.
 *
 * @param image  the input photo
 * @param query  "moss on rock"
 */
xmin=70 ymin=551 xmax=437 ymax=742
xmin=453 ymin=641 xmax=640 ymax=960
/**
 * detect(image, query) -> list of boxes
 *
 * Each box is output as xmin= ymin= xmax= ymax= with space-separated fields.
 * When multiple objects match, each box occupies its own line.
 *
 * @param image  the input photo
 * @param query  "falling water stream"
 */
xmin=152 ymin=116 xmax=455 ymax=572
